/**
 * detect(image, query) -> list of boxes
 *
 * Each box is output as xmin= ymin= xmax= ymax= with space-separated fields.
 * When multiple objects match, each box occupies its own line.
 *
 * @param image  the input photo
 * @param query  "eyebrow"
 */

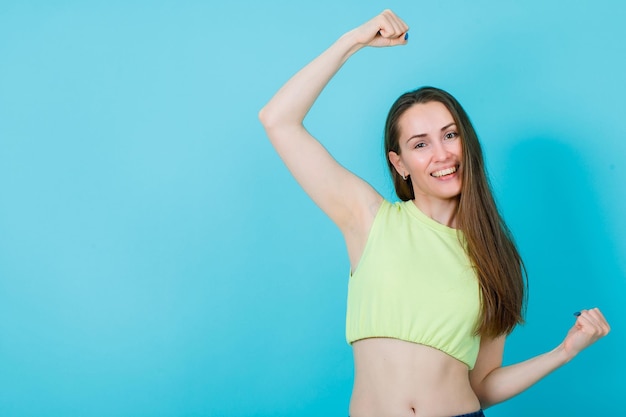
xmin=405 ymin=122 xmax=457 ymax=143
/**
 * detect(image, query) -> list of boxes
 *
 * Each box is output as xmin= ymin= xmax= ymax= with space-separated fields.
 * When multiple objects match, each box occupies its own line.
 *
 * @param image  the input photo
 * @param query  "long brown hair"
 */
xmin=384 ymin=87 xmax=526 ymax=338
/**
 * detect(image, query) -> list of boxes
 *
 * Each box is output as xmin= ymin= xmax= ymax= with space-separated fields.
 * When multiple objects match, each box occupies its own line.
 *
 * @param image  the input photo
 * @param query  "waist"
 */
xmin=350 ymin=338 xmax=480 ymax=417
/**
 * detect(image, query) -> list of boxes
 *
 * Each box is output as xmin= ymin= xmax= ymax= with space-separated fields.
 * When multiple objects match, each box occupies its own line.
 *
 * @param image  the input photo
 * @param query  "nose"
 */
xmin=432 ymin=141 xmax=450 ymax=161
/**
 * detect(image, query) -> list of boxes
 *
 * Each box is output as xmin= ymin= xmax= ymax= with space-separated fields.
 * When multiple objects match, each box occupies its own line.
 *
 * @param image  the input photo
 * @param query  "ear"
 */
xmin=388 ymin=151 xmax=406 ymax=177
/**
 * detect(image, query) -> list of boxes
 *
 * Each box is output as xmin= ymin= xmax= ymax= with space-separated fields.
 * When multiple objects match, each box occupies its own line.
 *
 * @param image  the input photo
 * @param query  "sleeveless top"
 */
xmin=346 ymin=199 xmax=481 ymax=369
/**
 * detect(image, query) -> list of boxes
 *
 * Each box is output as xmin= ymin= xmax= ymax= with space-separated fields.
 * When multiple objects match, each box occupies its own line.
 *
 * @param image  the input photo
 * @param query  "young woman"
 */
xmin=259 ymin=10 xmax=610 ymax=417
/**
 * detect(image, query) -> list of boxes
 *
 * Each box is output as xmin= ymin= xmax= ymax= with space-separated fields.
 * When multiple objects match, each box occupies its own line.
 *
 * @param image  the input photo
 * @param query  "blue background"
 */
xmin=0 ymin=1 xmax=623 ymax=416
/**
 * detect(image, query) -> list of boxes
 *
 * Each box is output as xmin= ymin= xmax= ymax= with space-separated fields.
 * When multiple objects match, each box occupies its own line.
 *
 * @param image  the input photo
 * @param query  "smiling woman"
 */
xmin=388 ymin=100 xmax=464 ymax=214
xmin=384 ymin=87 xmax=527 ymax=342
xmin=259 ymin=9 xmax=610 ymax=417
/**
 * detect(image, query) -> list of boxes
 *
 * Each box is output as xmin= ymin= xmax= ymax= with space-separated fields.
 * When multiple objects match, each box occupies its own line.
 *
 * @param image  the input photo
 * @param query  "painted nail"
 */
xmin=574 ymin=311 xmax=581 ymax=317
xmin=404 ymin=32 xmax=409 ymax=40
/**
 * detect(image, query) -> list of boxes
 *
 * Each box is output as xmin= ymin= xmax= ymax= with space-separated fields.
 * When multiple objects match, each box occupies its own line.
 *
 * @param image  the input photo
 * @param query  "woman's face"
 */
xmin=388 ymin=101 xmax=463 ymax=203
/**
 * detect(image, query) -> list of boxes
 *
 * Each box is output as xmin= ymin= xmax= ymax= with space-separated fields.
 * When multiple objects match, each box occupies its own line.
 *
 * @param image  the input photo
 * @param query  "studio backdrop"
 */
xmin=0 ymin=1 xmax=623 ymax=416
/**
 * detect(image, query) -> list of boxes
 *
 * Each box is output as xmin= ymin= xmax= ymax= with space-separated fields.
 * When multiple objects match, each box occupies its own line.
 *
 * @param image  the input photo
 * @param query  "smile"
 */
xmin=431 ymin=166 xmax=458 ymax=178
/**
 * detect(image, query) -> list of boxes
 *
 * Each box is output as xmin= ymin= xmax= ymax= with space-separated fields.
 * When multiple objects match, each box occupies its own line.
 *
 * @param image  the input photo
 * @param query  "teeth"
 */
xmin=431 ymin=166 xmax=457 ymax=178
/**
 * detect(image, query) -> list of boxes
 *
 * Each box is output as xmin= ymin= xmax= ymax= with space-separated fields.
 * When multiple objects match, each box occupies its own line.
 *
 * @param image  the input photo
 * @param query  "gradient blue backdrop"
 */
xmin=0 ymin=1 xmax=623 ymax=416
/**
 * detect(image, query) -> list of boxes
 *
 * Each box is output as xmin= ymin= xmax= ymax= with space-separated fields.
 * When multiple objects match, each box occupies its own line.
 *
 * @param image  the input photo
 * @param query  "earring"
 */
xmin=402 ymin=173 xmax=408 ymax=180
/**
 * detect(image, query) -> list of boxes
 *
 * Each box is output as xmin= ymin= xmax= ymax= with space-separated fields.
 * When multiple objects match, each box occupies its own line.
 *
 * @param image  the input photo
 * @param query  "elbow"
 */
xmin=476 ymin=395 xmax=496 ymax=410
xmin=470 ymin=380 xmax=498 ymax=410
xmin=472 ymin=387 xmax=489 ymax=409
xmin=473 ymin=384 xmax=507 ymax=410
xmin=258 ymin=105 xmax=271 ymax=129
xmin=258 ymin=105 xmax=300 ymax=136
xmin=258 ymin=104 xmax=280 ymax=131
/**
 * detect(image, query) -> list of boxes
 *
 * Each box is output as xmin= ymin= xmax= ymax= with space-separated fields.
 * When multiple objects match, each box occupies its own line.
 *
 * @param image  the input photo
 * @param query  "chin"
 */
xmin=439 ymin=187 xmax=462 ymax=200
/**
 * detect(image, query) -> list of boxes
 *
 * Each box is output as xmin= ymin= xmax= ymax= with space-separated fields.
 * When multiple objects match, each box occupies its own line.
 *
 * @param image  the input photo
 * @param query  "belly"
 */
xmin=350 ymin=338 xmax=481 ymax=417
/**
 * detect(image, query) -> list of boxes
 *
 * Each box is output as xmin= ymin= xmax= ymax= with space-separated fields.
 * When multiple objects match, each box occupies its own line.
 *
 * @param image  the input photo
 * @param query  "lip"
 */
xmin=430 ymin=164 xmax=460 ymax=179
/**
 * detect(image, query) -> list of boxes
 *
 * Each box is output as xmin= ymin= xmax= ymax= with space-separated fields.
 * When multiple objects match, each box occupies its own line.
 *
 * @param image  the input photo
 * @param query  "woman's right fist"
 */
xmin=351 ymin=9 xmax=409 ymax=48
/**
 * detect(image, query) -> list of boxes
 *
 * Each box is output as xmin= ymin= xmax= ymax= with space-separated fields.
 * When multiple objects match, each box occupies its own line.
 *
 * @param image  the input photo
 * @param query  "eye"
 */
xmin=444 ymin=131 xmax=459 ymax=140
xmin=414 ymin=142 xmax=427 ymax=149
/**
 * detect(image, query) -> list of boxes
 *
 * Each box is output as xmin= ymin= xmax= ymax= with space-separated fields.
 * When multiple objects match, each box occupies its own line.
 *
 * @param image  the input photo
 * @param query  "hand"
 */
xmin=350 ymin=9 xmax=409 ymax=48
xmin=561 ymin=308 xmax=610 ymax=360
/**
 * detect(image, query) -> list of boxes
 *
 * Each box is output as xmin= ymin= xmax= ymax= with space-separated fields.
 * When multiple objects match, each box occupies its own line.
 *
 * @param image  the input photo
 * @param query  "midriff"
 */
xmin=350 ymin=338 xmax=481 ymax=417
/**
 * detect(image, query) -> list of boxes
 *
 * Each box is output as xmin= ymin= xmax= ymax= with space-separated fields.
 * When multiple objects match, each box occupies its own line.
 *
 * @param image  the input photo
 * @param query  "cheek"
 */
xmin=453 ymin=141 xmax=463 ymax=159
xmin=407 ymin=155 xmax=430 ymax=171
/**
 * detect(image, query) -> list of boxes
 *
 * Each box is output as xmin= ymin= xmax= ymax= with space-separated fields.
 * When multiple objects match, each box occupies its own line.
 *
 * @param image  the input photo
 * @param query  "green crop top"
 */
xmin=346 ymin=199 xmax=481 ymax=369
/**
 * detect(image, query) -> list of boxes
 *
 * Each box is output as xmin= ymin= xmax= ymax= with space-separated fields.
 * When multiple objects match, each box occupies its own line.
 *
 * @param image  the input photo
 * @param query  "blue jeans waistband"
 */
xmin=452 ymin=410 xmax=485 ymax=417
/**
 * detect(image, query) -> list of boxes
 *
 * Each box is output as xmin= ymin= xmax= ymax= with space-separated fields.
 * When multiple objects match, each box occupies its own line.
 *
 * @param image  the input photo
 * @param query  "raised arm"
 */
xmin=469 ymin=308 xmax=610 ymax=408
xmin=258 ymin=11 xmax=408 ymax=239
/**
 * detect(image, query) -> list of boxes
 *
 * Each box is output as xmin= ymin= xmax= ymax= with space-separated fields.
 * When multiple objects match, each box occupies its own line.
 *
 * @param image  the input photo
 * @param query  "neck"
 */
xmin=411 ymin=196 xmax=460 ymax=228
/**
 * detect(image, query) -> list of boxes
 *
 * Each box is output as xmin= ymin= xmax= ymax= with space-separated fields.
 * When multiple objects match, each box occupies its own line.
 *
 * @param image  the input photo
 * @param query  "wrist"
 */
xmin=553 ymin=343 xmax=576 ymax=365
xmin=337 ymin=29 xmax=367 ymax=56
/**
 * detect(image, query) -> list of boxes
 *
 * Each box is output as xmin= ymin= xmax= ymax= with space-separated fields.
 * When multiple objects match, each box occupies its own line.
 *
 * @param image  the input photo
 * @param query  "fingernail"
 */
xmin=574 ymin=311 xmax=581 ymax=317
xmin=404 ymin=32 xmax=409 ymax=40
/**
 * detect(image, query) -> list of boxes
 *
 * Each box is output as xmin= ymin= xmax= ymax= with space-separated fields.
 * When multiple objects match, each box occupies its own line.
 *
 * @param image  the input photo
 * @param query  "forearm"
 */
xmin=259 ymin=30 xmax=364 ymax=130
xmin=472 ymin=309 xmax=610 ymax=408
xmin=476 ymin=343 xmax=571 ymax=408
